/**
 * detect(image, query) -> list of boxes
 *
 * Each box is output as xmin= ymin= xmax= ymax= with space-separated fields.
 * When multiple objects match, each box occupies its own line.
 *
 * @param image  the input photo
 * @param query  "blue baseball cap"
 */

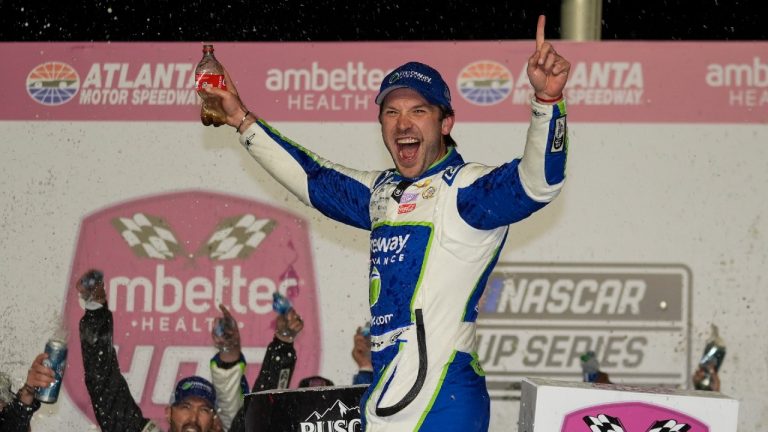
xmin=172 ymin=376 xmax=216 ymax=408
xmin=375 ymin=61 xmax=452 ymax=110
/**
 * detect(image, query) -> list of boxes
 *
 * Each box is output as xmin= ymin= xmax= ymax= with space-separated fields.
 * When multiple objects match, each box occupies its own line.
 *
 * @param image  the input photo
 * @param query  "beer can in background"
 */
xmin=699 ymin=339 xmax=726 ymax=372
xmin=580 ymin=351 xmax=600 ymax=383
xmin=78 ymin=269 xmax=103 ymax=302
xmin=695 ymin=341 xmax=726 ymax=390
xmin=36 ymin=338 xmax=68 ymax=403
xmin=360 ymin=321 xmax=371 ymax=338
xmin=213 ymin=315 xmax=238 ymax=352
xmin=272 ymin=292 xmax=293 ymax=315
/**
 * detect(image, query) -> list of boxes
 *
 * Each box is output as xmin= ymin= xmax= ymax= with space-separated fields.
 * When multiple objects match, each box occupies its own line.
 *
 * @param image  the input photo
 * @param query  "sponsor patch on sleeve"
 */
xmin=551 ymin=117 xmax=566 ymax=153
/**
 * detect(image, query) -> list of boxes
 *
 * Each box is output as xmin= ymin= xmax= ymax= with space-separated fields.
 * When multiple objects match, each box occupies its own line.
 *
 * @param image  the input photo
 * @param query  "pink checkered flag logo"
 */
xmin=647 ymin=420 xmax=691 ymax=432
xmin=563 ymin=402 xmax=707 ymax=432
xmin=582 ymin=416 xmax=693 ymax=432
xmin=112 ymin=212 xmax=182 ymax=259
xmin=583 ymin=414 xmax=626 ymax=432
xmin=199 ymin=214 xmax=276 ymax=260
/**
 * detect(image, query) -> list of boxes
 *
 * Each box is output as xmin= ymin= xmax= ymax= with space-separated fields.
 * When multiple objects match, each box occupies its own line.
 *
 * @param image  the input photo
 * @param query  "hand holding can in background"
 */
xmin=693 ymin=324 xmax=726 ymax=391
xmin=18 ymin=353 xmax=55 ymax=406
xmin=0 ymin=354 xmax=51 ymax=431
xmin=352 ymin=323 xmax=372 ymax=370
xmin=580 ymin=351 xmax=612 ymax=384
xmin=352 ymin=323 xmax=373 ymax=385
xmin=274 ymin=293 xmax=303 ymax=343
xmin=35 ymin=339 xmax=67 ymax=404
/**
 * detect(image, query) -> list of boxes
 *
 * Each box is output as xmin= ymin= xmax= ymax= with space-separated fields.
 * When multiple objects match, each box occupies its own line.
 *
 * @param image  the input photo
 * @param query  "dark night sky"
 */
xmin=1 ymin=0 xmax=765 ymax=41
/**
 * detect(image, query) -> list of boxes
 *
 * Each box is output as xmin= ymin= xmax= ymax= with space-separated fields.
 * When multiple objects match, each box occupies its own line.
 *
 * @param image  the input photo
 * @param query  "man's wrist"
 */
xmin=17 ymin=383 xmax=36 ymax=405
xmin=83 ymin=299 xmax=106 ymax=310
xmin=214 ymin=352 xmax=245 ymax=369
xmin=274 ymin=331 xmax=296 ymax=344
xmin=534 ymin=93 xmax=563 ymax=104
xmin=217 ymin=344 xmax=241 ymax=363
xmin=236 ymin=111 xmax=256 ymax=134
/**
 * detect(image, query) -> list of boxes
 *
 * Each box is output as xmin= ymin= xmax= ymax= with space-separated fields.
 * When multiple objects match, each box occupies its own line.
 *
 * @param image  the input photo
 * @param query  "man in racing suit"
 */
xmin=203 ymin=15 xmax=570 ymax=431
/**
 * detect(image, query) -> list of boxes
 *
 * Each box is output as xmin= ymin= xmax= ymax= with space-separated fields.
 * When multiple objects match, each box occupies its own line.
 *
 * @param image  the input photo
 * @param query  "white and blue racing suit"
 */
xmin=238 ymin=99 xmax=568 ymax=431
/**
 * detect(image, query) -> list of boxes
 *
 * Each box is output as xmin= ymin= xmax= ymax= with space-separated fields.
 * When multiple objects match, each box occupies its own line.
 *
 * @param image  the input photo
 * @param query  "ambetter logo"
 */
xmin=63 ymin=191 xmax=320 ymax=425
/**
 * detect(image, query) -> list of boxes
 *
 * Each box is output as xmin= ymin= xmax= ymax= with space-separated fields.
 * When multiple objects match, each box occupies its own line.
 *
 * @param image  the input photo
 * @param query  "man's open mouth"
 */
xmin=396 ymin=137 xmax=420 ymax=161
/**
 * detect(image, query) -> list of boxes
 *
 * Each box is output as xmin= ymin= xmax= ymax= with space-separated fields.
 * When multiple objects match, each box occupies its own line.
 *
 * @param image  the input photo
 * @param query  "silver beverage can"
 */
xmin=79 ymin=269 xmax=104 ymax=303
xmin=695 ymin=341 xmax=726 ymax=390
xmin=694 ymin=324 xmax=726 ymax=391
xmin=36 ymin=338 xmax=68 ymax=403
xmin=213 ymin=315 xmax=237 ymax=352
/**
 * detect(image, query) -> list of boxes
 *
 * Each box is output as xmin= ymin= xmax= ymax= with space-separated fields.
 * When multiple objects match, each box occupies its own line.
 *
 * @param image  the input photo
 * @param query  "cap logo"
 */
xmin=376 ymin=62 xmax=451 ymax=109
xmin=389 ymin=70 xmax=433 ymax=85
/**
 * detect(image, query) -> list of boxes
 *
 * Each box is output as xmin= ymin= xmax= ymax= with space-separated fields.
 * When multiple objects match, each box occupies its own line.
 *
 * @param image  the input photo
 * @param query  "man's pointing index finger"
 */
xmin=536 ymin=15 xmax=546 ymax=50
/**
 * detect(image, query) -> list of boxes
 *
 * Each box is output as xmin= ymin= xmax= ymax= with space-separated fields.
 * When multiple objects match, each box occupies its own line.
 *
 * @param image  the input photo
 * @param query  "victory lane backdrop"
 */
xmin=0 ymin=41 xmax=766 ymax=430
xmin=62 ymin=191 xmax=320 ymax=425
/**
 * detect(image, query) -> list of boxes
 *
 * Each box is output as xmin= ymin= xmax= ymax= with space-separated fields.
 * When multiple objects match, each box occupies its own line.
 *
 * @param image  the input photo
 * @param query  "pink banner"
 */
xmin=62 ymin=190 xmax=320 ymax=425
xmin=561 ymin=401 xmax=709 ymax=431
xmin=2 ymin=41 xmax=767 ymax=123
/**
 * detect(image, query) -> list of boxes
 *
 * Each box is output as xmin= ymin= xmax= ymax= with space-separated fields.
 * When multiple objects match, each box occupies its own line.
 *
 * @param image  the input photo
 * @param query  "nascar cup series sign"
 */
xmin=477 ymin=263 xmax=691 ymax=398
xmin=62 ymin=191 xmax=320 ymax=424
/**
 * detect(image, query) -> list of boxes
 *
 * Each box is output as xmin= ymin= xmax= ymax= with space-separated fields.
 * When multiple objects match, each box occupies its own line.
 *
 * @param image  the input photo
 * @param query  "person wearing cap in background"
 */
xmin=203 ymin=15 xmax=570 ymax=432
xmin=297 ymin=375 xmax=335 ymax=388
xmin=77 ymin=272 xmax=229 ymax=432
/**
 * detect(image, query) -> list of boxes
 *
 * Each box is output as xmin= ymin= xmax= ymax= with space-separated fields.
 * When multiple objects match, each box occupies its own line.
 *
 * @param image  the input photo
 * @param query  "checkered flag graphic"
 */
xmin=112 ymin=213 xmax=182 ymax=260
xmin=200 ymin=214 xmax=276 ymax=260
xmin=647 ymin=420 xmax=691 ymax=432
xmin=583 ymin=414 xmax=626 ymax=432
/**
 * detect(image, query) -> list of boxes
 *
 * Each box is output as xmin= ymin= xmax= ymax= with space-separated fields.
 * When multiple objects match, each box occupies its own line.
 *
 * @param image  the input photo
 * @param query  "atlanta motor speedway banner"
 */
xmin=0 ymin=41 xmax=766 ymax=431
xmin=4 ymin=41 xmax=767 ymax=123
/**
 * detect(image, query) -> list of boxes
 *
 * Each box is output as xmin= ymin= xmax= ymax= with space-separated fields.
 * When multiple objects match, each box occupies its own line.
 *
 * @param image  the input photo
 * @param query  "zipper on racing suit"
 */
xmin=375 ymin=308 xmax=427 ymax=417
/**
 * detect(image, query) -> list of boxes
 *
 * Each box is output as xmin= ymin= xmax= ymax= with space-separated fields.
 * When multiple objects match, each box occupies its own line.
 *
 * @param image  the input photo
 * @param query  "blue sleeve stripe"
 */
xmin=257 ymin=120 xmax=372 ymax=230
xmin=462 ymin=233 xmax=506 ymax=322
xmin=545 ymin=103 xmax=568 ymax=186
xmin=457 ymin=161 xmax=547 ymax=230
xmin=308 ymin=168 xmax=372 ymax=230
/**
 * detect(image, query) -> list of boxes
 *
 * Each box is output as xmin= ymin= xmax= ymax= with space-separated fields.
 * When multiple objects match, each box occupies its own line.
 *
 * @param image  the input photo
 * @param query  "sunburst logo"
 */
xmin=457 ymin=61 xmax=513 ymax=106
xmin=26 ymin=62 xmax=80 ymax=106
